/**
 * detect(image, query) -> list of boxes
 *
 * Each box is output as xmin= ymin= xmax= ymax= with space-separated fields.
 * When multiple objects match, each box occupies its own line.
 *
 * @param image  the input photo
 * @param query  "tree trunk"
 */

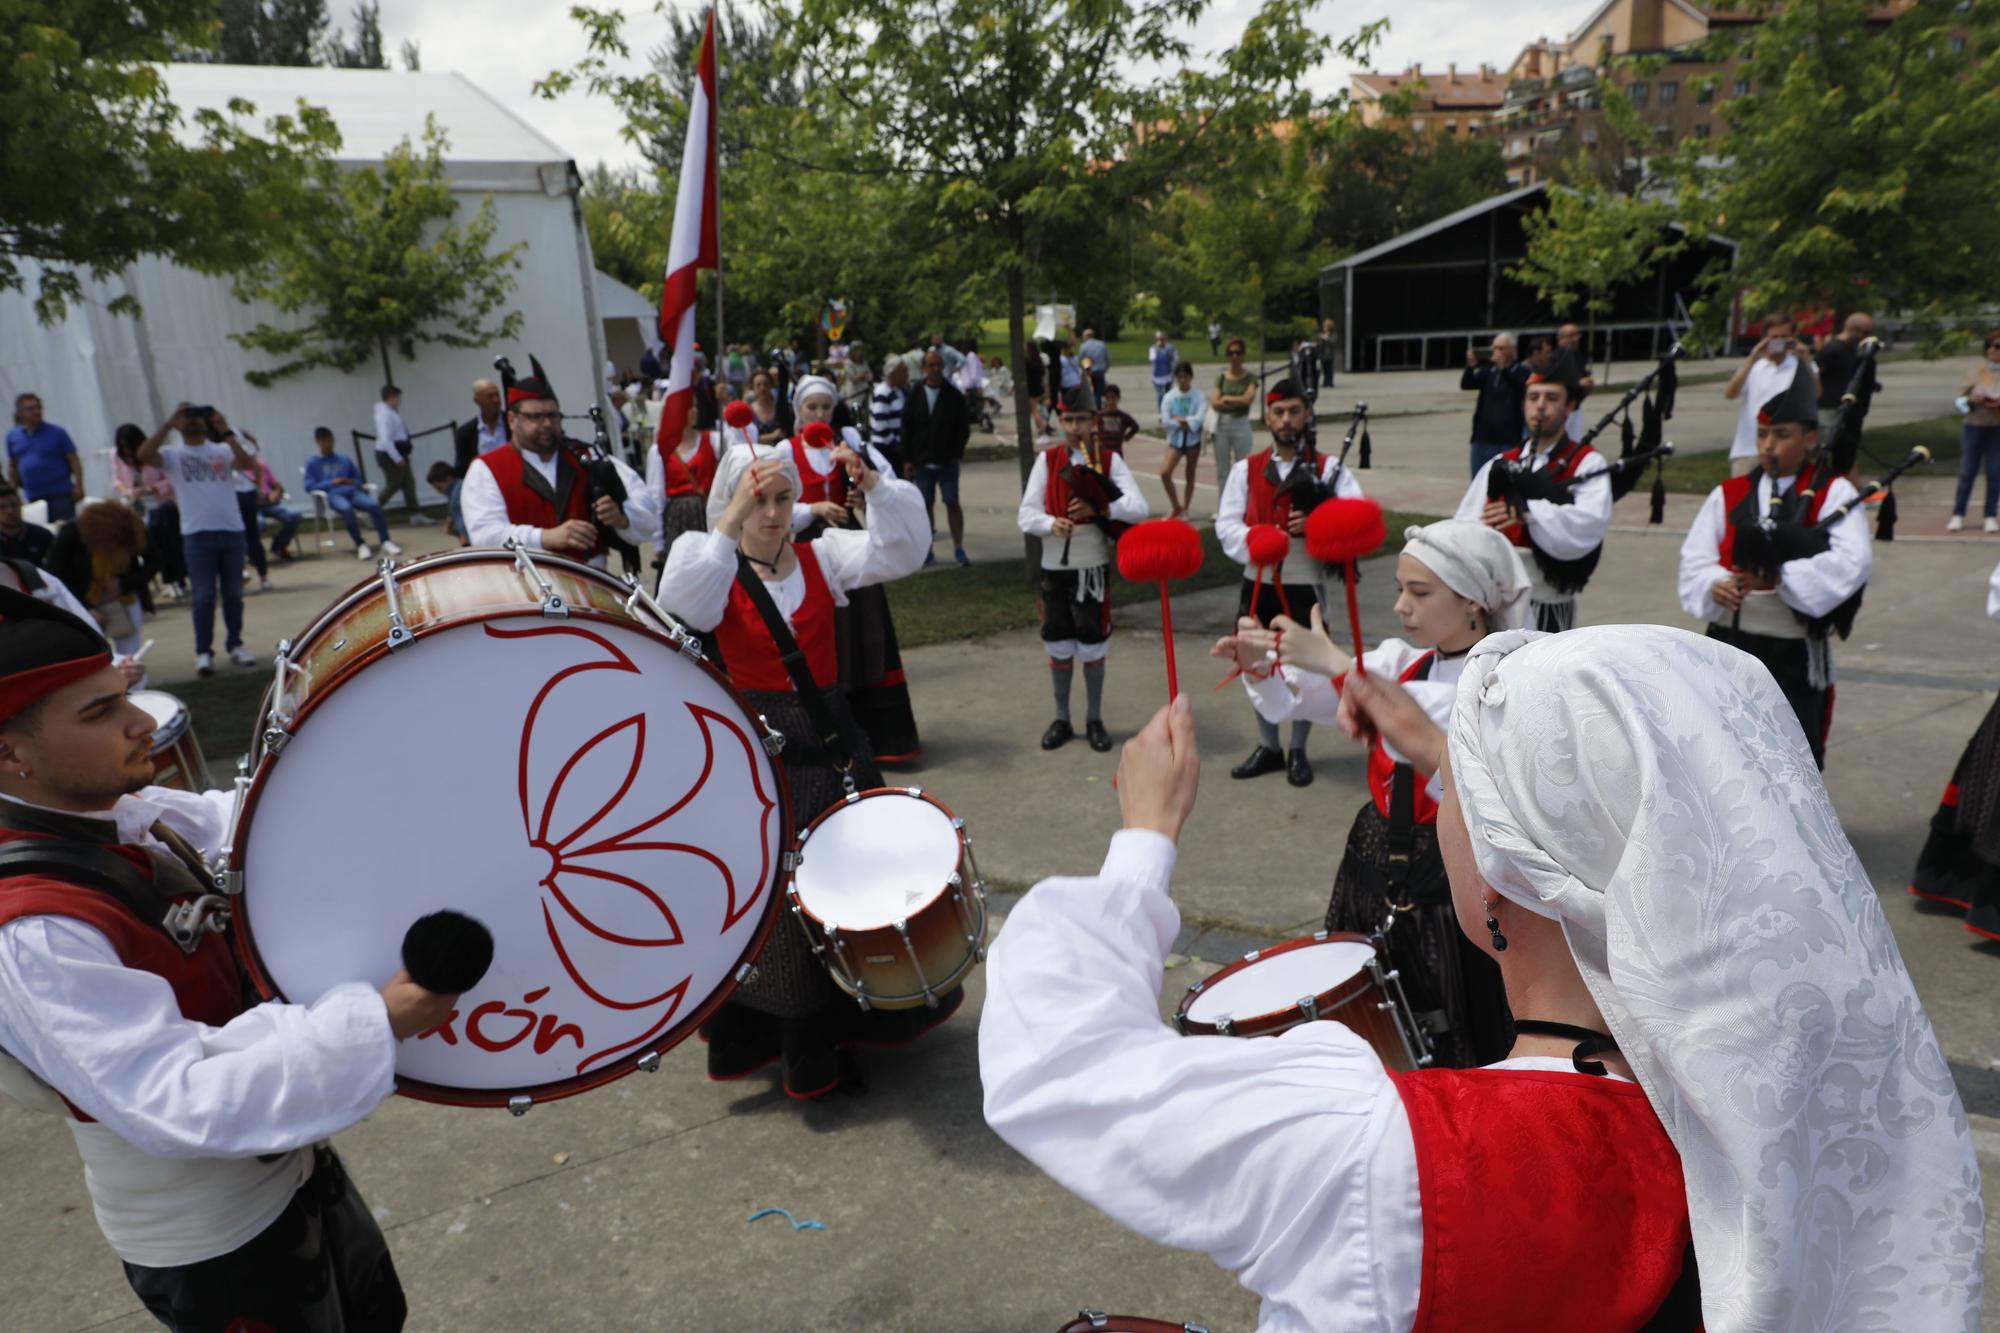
xmin=1006 ymin=256 xmax=1042 ymax=584
xmin=378 ymin=339 xmax=394 ymax=390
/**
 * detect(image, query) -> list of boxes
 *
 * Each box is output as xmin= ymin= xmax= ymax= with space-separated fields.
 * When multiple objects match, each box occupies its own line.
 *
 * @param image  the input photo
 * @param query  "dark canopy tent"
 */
xmin=1318 ymin=183 xmax=1734 ymax=373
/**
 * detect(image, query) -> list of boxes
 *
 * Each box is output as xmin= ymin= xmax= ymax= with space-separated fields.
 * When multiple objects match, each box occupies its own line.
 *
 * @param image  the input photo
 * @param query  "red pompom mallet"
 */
xmin=1117 ymin=519 xmax=1205 ymax=700
xmin=800 ymin=420 xmax=836 ymax=449
xmin=1244 ymin=523 xmax=1293 ymax=623
xmin=1305 ymin=498 xmax=1386 ymax=677
xmin=722 ymin=399 xmax=755 ymax=430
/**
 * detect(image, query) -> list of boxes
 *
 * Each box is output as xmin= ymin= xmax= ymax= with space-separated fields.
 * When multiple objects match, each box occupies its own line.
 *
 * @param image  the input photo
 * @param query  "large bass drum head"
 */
xmin=237 ymin=614 xmax=786 ymax=1107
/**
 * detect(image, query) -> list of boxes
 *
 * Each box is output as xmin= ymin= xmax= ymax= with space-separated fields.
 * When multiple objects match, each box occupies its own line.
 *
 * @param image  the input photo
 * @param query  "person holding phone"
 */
xmin=1723 ymin=313 xmax=1820 ymax=479
xmin=136 ymin=405 xmax=258 ymax=677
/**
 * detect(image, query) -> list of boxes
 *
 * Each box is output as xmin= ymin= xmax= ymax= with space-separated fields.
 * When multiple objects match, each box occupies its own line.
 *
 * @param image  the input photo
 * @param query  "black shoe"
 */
xmin=1231 ymin=745 xmax=1285 ymax=779
xmin=780 ymin=1014 xmax=842 ymax=1100
xmin=1085 ymin=720 xmax=1112 ymax=752
xmin=703 ymin=1005 xmax=780 ymax=1081
xmin=1286 ymin=747 xmax=1314 ymax=787
xmin=1041 ymin=719 xmax=1074 ymax=751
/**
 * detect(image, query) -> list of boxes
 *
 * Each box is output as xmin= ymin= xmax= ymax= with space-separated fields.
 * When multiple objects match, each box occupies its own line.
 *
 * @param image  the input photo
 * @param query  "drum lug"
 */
xmin=1214 ymin=1016 xmax=1234 ymax=1036
xmin=903 ymin=785 xmax=923 ymax=798
xmin=734 ymin=962 xmax=759 ymax=986
xmin=377 ymin=559 xmax=416 ymax=651
xmin=1243 ymin=948 xmax=1262 ymax=963
xmin=261 ymin=725 xmax=292 ymax=756
xmin=1312 ymin=929 xmax=1330 ymax=942
xmin=782 ymin=850 xmax=800 ymax=873
xmin=1299 ymin=995 xmax=1319 ymax=1022
xmin=507 ymin=1095 xmax=533 ymax=1117
xmin=636 ymin=1050 xmax=662 ymax=1074
xmin=842 ymin=789 xmax=862 ymax=805
xmin=757 ymin=717 xmax=786 ymax=757
xmin=1171 ymin=1012 xmax=1188 ymax=1035
xmin=508 ymin=542 xmax=569 ymax=618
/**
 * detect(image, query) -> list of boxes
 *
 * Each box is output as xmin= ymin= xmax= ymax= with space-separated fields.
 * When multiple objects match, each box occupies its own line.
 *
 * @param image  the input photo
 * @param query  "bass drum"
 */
xmin=219 ymin=548 xmax=789 ymax=1112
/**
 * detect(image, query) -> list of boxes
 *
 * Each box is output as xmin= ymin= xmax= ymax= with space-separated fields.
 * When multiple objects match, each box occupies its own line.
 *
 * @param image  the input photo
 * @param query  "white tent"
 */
xmin=596 ymin=271 xmax=658 ymax=379
xmin=0 ymin=64 xmax=615 ymax=500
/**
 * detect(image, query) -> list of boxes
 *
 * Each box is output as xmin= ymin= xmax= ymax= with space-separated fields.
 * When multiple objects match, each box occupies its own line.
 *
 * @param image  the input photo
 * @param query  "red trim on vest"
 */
xmin=1042 ymin=444 xmax=1074 ymax=517
xmin=1243 ymin=447 xmax=1328 ymax=531
xmin=1364 ymin=651 xmax=1441 ymax=822
xmin=686 ymin=432 xmax=718 ymax=495
xmin=1715 ymin=464 xmax=1833 ymax=571
xmin=1496 ymin=440 xmax=1596 ymax=549
xmin=1390 ymin=1066 xmax=1692 ymax=1332
xmin=1941 ymin=782 xmax=1961 ymax=809
xmin=791 ymin=436 xmax=850 ymax=508
xmin=714 ymin=544 xmax=839 ymax=692
xmin=0 ymin=829 xmax=243 ymax=1122
xmin=478 ymin=443 xmax=598 ymax=554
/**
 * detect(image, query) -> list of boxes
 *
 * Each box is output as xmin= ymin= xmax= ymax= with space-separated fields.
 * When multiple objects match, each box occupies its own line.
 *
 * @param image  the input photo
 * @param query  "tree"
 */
xmin=1314 ymin=122 xmax=1510 ymax=258
xmin=325 ymin=0 xmax=385 ymax=69
xmin=231 ymin=118 xmax=523 ymax=387
xmin=205 ymin=0 xmax=330 ymax=65
xmin=1653 ymin=0 xmax=2000 ymax=337
xmin=2 ymin=0 xmax=339 ymax=321
xmin=1510 ymin=177 xmax=1681 ymax=374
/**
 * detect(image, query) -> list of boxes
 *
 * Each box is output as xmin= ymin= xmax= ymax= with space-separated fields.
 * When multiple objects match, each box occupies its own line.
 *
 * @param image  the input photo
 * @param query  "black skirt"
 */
xmin=1326 ymin=802 xmax=1512 ymax=1068
xmin=1910 ymin=691 xmax=2000 ymax=943
xmin=800 ymin=513 xmax=922 ymax=766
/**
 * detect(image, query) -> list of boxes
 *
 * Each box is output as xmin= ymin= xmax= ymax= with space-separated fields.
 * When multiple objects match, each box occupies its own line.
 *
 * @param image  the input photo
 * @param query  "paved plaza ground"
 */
xmin=5 ymin=355 xmax=1997 ymax=1329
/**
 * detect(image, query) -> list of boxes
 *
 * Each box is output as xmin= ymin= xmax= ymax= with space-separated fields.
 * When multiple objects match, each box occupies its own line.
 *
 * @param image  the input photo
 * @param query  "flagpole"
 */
xmin=711 ymin=4 xmax=725 ymax=372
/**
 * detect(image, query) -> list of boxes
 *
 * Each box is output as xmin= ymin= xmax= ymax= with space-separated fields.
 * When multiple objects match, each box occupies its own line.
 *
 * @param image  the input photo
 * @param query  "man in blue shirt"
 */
xmin=6 ymin=394 xmax=82 ymax=522
xmin=304 ymin=428 xmax=400 ymax=560
xmin=1148 ymin=332 xmax=1178 ymax=416
xmin=1077 ymin=329 xmax=1110 ymax=400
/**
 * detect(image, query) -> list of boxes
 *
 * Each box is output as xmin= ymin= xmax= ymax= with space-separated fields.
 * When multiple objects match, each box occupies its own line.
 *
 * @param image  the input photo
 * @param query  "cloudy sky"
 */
xmin=370 ymin=0 xmax=1598 ymax=173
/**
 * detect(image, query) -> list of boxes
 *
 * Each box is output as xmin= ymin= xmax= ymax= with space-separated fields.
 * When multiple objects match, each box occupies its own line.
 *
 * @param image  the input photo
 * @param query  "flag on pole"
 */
xmin=655 ymin=9 xmax=721 ymax=454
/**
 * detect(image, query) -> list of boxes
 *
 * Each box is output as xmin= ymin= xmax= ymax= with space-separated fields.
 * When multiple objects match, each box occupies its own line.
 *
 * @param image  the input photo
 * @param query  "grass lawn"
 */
xmin=887 ymin=512 xmax=1444 ymax=649
xmin=1660 ymin=414 xmax=1962 ymax=495
xmin=173 ymin=669 xmax=274 ymax=771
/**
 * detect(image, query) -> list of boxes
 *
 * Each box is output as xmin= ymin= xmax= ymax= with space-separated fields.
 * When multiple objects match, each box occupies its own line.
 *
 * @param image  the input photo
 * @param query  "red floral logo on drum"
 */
xmin=489 ymin=621 xmax=779 ymax=1072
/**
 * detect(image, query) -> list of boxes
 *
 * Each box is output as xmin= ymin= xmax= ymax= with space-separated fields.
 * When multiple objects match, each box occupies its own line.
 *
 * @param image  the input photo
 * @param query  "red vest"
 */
xmin=479 ymin=442 xmax=598 ymax=555
xmin=1243 ymin=447 xmax=1327 ymax=529
xmin=1391 ymin=1066 xmax=1695 ymax=1331
xmin=715 ymin=543 xmax=839 ymax=693
xmin=1042 ymin=444 xmax=1075 ymax=517
xmin=1364 ymin=652 xmax=1441 ymax=823
xmin=791 ymin=436 xmax=851 ymax=508
xmin=0 ymin=828 xmax=243 ymax=1121
xmin=1716 ymin=464 xmax=1833 ymax=571
xmin=1496 ymin=440 xmax=1597 ymax=549
xmin=660 ymin=433 xmax=720 ymax=499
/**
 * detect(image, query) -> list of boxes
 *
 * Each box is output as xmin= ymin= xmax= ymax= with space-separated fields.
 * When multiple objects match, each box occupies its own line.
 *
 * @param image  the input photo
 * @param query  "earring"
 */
xmin=1468 ymin=613 xmax=1479 ymax=632
xmin=1484 ymin=899 xmax=1508 ymax=952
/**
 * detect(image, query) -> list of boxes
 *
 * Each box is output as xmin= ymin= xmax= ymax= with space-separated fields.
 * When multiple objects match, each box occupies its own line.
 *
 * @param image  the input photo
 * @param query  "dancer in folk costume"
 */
xmin=1213 ymin=521 xmax=1528 ymax=1068
xmin=1909 ymin=555 xmax=2000 ymax=944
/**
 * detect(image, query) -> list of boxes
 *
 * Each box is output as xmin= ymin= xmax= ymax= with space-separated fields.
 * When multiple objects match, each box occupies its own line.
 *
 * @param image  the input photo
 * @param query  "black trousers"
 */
xmin=1706 ymin=623 xmax=1828 ymax=769
xmin=122 ymin=1147 xmax=405 ymax=1333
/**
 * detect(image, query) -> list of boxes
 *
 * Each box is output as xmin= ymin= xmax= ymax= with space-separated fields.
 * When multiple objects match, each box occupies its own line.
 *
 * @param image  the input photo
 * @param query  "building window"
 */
xmin=1659 ymin=81 xmax=1678 ymax=104
xmin=1444 ymin=120 xmax=1458 ymax=133
xmin=1654 ymin=124 xmax=1672 ymax=141
xmin=1694 ymin=122 xmax=1711 ymax=140
xmin=1732 ymin=78 xmax=1750 ymax=96
xmin=1412 ymin=117 xmax=1427 ymax=131
xmin=1629 ymin=82 xmax=1650 ymax=106
xmin=1581 ymin=126 xmax=1598 ymax=144
xmin=1695 ymin=80 xmax=1715 ymax=104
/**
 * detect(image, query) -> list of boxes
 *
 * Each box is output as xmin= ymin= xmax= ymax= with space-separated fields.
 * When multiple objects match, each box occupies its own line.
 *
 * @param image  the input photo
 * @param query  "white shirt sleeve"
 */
xmin=460 ymin=457 xmax=543 ymax=550
xmin=38 ymin=574 xmax=98 ymax=630
xmin=1454 ymin=463 xmax=1492 ymax=522
xmin=1988 ymin=558 xmax=2000 ymax=625
xmin=654 ymin=527 xmax=738 ymax=632
xmin=608 ymin=454 xmax=662 ymax=547
xmin=645 ymin=445 xmax=665 ymax=494
xmin=1016 ymin=452 xmax=1055 ymax=538
xmin=1215 ymin=459 xmax=1252 ymax=565
xmin=0 ymin=916 xmax=395 ymax=1158
xmin=978 ymin=831 xmax=1420 ymax=1332
xmin=1105 ymin=452 xmax=1151 ymax=524
xmin=810 ymin=475 xmax=929 ymax=601
xmin=1778 ymin=477 xmax=1872 ymax=619
xmin=1523 ymin=453 xmax=1611 ymax=561
xmin=1326 ymin=457 xmax=1366 ymax=499
xmin=1677 ymin=487 xmax=1734 ymax=623
xmin=1241 ymin=639 xmax=1425 ymax=725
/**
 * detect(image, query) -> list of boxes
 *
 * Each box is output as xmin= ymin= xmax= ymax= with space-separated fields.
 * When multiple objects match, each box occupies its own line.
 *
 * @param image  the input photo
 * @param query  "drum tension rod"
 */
xmin=508 ymin=542 xmax=568 ymax=618
xmin=377 ymin=559 xmax=416 ymax=651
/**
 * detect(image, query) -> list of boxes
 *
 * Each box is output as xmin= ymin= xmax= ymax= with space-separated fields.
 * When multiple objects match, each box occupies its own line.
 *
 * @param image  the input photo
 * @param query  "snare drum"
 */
xmin=787 ymin=787 xmax=986 ymax=1010
xmin=131 ymin=690 xmax=213 ymax=793
xmin=1174 ymin=930 xmax=1433 ymax=1070
xmin=219 ymin=547 xmax=789 ymax=1111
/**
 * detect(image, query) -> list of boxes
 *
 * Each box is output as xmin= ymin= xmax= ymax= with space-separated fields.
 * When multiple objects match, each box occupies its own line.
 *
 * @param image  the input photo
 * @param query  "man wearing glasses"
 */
xmin=459 ymin=355 xmax=660 ymax=565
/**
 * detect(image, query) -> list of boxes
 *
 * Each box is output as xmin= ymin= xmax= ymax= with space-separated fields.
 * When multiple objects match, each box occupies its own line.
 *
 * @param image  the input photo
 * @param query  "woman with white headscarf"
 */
xmin=1210 ymin=521 xmax=1531 ymax=1066
xmin=980 ymin=626 xmax=1983 ymax=1331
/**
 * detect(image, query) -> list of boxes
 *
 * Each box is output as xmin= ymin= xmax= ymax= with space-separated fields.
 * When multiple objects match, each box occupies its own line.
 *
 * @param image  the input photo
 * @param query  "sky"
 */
xmin=372 ymin=0 xmax=1600 ymax=173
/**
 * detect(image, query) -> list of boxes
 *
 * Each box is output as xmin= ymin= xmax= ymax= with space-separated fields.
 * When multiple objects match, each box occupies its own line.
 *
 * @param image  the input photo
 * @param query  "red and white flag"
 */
xmin=654 ymin=9 xmax=720 ymax=453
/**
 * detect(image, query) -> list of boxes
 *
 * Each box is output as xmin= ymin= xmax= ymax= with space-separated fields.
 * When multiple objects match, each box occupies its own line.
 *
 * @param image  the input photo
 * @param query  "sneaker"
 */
xmin=228 ymin=647 xmax=257 ymax=668
xmin=356 ymin=543 xmax=373 ymax=561
xmin=1987 ymin=517 xmax=1999 ymax=534
xmin=195 ymin=652 xmax=215 ymax=677
xmin=381 ymin=538 xmax=404 ymax=556
xmin=954 ymin=547 xmax=970 ymax=567
xmin=258 ymin=577 xmax=274 ymax=593
xmin=408 ymin=513 xmax=437 ymax=526
xmin=1946 ymin=514 xmax=1964 ymax=532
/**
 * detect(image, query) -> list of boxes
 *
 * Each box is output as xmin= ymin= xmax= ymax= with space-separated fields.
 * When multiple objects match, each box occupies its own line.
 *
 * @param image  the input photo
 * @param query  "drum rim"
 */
xmin=130 ymin=689 xmax=191 ymax=746
xmin=230 ymin=553 xmax=792 ymax=1109
xmin=787 ymin=785 xmax=963 ymax=929
xmin=1175 ymin=931 xmax=1383 ymax=1037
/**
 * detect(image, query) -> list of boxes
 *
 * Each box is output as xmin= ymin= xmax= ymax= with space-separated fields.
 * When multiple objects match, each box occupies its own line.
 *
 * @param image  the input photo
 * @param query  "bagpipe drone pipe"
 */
xmin=493 ymin=355 xmax=644 ymax=579
xmin=1057 ymin=441 xmax=1132 ymax=566
xmin=1576 ymin=343 xmax=1684 ymax=524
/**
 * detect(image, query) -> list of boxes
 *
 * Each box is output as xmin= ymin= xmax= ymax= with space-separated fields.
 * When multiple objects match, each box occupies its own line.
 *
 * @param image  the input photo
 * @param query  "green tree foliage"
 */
xmin=231 ymin=118 xmax=524 ymax=386
xmin=1510 ymin=176 xmax=1681 ymax=353
xmin=206 ymin=0 xmax=329 ymax=65
xmin=325 ymin=0 xmax=386 ymax=69
xmin=1655 ymin=0 xmax=2000 ymax=332
xmin=2 ymin=0 xmax=339 ymax=321
xmin=1314 ymin=122 xmax=1510 ymax=258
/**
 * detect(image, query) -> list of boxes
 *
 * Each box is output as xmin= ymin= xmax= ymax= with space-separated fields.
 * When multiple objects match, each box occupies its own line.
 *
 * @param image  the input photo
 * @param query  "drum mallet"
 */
xmin=1304 ymin=498 xmax=1387 ymax=677
xmin=1116 ymin=518 xmax=1205 ymax=701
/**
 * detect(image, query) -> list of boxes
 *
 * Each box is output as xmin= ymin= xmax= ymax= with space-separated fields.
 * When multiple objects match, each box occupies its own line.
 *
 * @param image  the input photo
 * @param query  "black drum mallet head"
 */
xmin=401 ymin=910 xmax=495 ymax=996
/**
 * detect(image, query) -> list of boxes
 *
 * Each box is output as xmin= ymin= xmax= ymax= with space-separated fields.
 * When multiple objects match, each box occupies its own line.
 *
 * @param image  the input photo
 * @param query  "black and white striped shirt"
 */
xmin=870 ymin=384 xmax=906 ymax=450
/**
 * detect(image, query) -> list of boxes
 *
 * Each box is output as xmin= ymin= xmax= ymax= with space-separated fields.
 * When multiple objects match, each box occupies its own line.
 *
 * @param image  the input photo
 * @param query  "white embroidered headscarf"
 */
xmin=1401 ymin=522 xmax=1532 ymax=632
xmin=704 ymin=441 xmax=800 ymax=527
xmin=1448 ymin=625 xmax=1983 ymax=1332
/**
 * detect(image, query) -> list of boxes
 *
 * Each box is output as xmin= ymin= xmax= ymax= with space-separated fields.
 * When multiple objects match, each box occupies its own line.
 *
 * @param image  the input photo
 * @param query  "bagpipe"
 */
xmin=494 ymin=356 xmax=643 ymax=578
xmin=1057 ymin=436 xmax=1131 ymax=566
xmin=1732 ymin=445 xmax=1931 ymax=586
xmin=1269 ymin=401 xmax=1371 ymax=520
xmin=1810 ymin=336 xmax=1921 ymax=540
xmin=1577 ymin=344 xmax=1683 ymax=524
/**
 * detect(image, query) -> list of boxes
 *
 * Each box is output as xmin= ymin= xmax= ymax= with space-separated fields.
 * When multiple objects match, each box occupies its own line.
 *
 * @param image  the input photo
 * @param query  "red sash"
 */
xmin=1496 ymin=440 xmax=1596 ymax=549
xmin=1716 ymin=463 xmax=1832 ymax=570
xmin=479 ymin=442 xmax=598 ymax=555
xmin=791 ymin=436 xmax=851 ymax=509
xmin=1392 ymin=1066 xmax=1694 ymax=1331
xmin=715 ymin=544 xmax=839 ymax=692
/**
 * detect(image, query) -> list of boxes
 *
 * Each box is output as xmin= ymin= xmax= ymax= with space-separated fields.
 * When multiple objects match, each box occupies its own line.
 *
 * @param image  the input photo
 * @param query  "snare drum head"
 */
xmin=237 ymin=613 xmax=785 ymax=1106
xmin=1184 ymin=937 xmax=1376 ymax=1026
xmin=792 ymin=791 xmax=960 ymax=930
xmin=130 ymin=690 xmax=189 ymax=745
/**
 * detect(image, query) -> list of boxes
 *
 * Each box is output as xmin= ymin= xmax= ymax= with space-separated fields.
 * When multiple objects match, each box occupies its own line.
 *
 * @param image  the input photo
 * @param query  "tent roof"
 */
xmin=1323 ymin=183 xmax=1546 ymax=274
xmin=156 ymin=64 xmax=572 ymax=167
xmin=595 ymin=270 xmax=655 ymax=322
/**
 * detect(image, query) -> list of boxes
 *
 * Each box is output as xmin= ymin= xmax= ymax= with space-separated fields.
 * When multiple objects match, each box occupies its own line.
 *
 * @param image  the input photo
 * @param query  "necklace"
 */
xmin=1512 ymin=1018 xmax=1620 ymax=1077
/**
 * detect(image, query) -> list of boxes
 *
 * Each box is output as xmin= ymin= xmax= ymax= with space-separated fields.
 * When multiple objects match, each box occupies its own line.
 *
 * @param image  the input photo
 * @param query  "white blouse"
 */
xmin=1675 ymin=472 xmax=1872 ymax=626
xmin=1455 ymin=448 xmax=1612 ymax=572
